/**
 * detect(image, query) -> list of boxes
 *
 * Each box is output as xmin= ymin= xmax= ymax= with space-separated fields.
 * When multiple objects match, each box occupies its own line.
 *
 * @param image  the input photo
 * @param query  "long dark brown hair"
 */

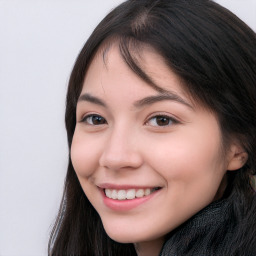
xmin=49 ymin=0 xmax=256 ymax=255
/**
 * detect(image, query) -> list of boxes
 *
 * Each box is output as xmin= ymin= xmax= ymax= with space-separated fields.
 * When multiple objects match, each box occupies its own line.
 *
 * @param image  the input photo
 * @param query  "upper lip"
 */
xmin=97 ymin=183 xmax=161 ymax=190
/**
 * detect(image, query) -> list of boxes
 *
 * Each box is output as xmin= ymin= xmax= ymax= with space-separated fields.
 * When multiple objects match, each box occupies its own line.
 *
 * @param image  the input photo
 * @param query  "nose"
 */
xmin=99 ymin=126 xmax=143 ymax=171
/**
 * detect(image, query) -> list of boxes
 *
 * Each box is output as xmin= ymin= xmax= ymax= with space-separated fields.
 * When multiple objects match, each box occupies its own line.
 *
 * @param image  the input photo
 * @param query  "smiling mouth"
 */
xmin=104 ymin=187 xmax=161 ymax=200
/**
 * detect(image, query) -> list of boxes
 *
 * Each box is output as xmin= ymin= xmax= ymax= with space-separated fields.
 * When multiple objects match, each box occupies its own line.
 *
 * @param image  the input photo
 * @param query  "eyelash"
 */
xmin=145 ymin=114 xmax=179 ymax=127
xmin=80 ymin=114 xmax=107 ymax=125
xmin=80 ymin=113 xmax=179 ymax=127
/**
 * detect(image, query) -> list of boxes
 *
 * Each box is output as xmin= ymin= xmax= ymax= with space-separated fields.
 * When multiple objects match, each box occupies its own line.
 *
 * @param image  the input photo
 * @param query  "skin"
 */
xmin=71 ymin=43 xmax=246 ymax=256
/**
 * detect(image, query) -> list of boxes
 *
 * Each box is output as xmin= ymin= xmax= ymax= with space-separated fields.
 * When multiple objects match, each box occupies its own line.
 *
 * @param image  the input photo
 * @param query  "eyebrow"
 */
xmin=134 ymin=92 xmax=193 ymax=109
xmin=78 ymin=92 xmax=193 ymax=109
xmin=78 ymin=93 xmax=106 ymax=107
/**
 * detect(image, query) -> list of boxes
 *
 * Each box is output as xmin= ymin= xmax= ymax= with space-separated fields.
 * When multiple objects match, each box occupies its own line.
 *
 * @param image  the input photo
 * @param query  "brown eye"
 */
xmin=147 ymin=115 xmax=177 ymax=127
xmin=155 ymin=116 xmax=170 ymax=126
xmin=82 ymin=114 xmax=107 ymax=125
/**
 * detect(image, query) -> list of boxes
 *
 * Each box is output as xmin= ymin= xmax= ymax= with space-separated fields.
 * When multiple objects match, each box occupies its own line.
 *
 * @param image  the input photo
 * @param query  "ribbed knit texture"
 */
xmin=160 ymin=199 xmax=237 ymax=256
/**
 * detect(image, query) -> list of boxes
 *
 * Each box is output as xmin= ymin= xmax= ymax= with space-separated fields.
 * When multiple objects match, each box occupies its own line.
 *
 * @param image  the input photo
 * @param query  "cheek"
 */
xmin=71 ymin=130 xmax=101 ymax=178
xmin=143 ymin=127 xmax=225 ymax=190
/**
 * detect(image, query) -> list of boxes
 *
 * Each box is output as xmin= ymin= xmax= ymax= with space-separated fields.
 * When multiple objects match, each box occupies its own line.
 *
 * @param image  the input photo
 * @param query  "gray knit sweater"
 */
xmin=159 ymin=197 xmax=255 ymax=256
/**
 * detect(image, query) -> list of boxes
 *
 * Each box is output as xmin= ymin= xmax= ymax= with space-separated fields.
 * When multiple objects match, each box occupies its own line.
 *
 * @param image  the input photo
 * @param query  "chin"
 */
xmin=105 ymin=229 xmax=138 ymax=243
xmin=103 ymin=225 xmax=163 ymax=245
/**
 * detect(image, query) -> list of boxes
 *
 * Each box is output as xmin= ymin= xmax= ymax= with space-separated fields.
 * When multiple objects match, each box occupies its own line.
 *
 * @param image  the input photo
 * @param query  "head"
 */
xmin=54 ymin=0 xmax=256 ymax=254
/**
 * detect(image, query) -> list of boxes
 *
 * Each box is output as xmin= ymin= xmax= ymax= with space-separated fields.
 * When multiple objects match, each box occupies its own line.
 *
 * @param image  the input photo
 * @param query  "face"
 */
xmin=71 ymin=44 xmax=232 ymax=246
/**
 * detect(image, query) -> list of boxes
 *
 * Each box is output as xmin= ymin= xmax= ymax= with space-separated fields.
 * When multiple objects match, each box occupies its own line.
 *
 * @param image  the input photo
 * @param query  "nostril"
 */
xmin=99 ymin=149 xmax=143 ymax=171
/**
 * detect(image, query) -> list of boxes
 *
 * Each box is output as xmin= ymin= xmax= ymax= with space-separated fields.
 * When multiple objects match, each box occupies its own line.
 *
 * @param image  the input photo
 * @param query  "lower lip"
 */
xmin=101 ymin=189 xmax=161 ymax=211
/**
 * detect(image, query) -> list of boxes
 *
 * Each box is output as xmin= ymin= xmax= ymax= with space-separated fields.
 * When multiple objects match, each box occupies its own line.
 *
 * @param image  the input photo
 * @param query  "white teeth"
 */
xmin=135 ymin=189 xmax=144 ymax=198
xmin=117 ymin=190 xmax=126 ymax=200
xmin=126 ymin=189 xmax=136 ymax=199
xmin=145 ymin=188 xmax=150 ymax=196
xmin=105 ymin=189 xmax=112 ymax=198
xmin=104 ymin=188 xmax=159 ymax=200
xmin=111 ymin=189 xmax=118 ymax=199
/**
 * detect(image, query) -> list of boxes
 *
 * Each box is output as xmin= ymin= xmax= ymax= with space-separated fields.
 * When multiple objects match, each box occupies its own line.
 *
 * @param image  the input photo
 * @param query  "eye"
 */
xmin=81 ymin=114 xmax=107 ymax=125
xmin=146 ymin=115 xmax=177 ymax=127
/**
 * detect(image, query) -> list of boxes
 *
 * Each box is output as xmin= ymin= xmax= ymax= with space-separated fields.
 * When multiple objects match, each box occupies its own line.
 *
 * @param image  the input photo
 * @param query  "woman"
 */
xmin=49 ymin=0 xmax=256 ymax=255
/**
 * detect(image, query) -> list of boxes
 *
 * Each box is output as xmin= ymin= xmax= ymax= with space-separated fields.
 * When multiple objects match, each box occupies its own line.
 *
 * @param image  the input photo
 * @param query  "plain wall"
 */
xmin=0 ymin=1 xmax=255 ymax=255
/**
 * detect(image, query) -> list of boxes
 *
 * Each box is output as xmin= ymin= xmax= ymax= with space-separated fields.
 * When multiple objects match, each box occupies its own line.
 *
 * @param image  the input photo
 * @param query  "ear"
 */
xmin=227 ymin=143 xmax=248 ymax=171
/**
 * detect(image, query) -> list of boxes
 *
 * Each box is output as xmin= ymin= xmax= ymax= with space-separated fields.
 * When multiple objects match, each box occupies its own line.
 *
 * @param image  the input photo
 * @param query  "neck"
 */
xmin=134 ymin=238 xmax=164 ymax=256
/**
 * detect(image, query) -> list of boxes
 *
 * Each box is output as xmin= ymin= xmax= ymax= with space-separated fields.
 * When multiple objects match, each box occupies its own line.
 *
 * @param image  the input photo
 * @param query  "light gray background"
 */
xmin=0 ymin=1 xmax=255 ymax=256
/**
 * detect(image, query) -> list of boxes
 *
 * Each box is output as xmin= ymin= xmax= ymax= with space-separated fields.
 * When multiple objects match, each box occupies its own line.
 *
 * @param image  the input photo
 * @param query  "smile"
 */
xmin=104 ymin=187 xmax=160 ymax=200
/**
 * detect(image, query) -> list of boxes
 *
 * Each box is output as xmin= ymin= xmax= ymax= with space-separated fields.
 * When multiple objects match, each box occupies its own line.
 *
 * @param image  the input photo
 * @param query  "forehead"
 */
xmin=78 ymin=43 xmax=199 ymax=115
xmin=83 ymin=41 xmax=190 ymax=98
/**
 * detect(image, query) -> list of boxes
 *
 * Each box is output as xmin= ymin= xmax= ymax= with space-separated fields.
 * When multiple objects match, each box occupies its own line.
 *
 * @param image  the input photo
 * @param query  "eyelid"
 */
xmin=145 ymin=112 xmax=180 ymax=126
xmin=79 ymin=113 xmax=107 ymax=125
